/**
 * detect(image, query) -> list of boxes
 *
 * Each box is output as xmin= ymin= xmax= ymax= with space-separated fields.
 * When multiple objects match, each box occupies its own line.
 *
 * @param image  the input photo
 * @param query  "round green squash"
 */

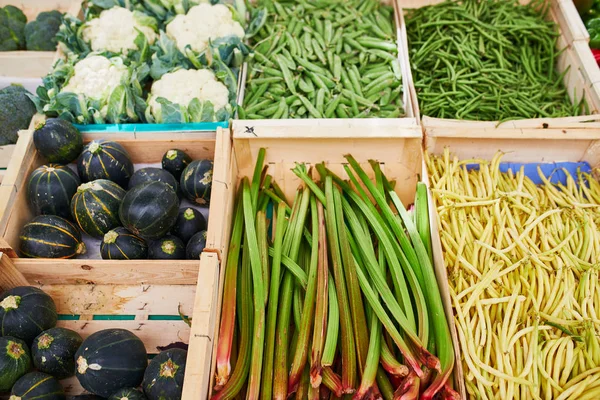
xmin=109 ymin=387 xmax=147 ymax=400
xmin=10 ymin=372 xmax=65 ymax=400
xmin=142 ymin=349 xmax=187 ymax=400
xmin=33 ymin=119 xmax=83 ymax=164
xmin=148 ymin=236 xmax=185 ymax=260
xmin=71 ymin=395 xmax=104 ymax=400
xmin=186 ymin=230 xmax=207 ymax=260
xmin=162 ymin=149 xmax=191 ymax=181
xmin=119 ymin=181 xmax=179 ymax=241
xmin=179 ymin=160 xmax=213 ymax=205
xmin=20 ymin=215 xmax=86 ymax=259
xmin=101 ymin=227 xmax=148 ymax=260
xmin=27 ymin=164 xmax=80 ymax=220
xmin=75 ymin=329 xmax=148 ymax=397
xmin=0 ymin=337 xmax=31 ymax=392
xmin=172 ymin=208 xmax=207 ymax=244
xmin=77 ymin=140 xmax=134 ymax=188
xmin=71 ymin=180 xmax=126 ymax=238
xmin=0 ymin=286 xmax=58 ymax=345
xmin=128 ymin=167 xmax=179 ymax=194
xmin=32 ymin=327 xmax=83 ymax=380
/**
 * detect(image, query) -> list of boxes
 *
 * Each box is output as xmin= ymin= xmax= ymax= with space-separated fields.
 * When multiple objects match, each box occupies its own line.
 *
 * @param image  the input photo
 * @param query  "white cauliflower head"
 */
xmin=149 ymin=68 xmax=229 ymax=116
xmin=82 ymin=7 xmax=158 ymax=54
xmin=166 ymin=3 xmax=244 ymax=54
xmin=61 ymin=55 xmax=129 ymax=102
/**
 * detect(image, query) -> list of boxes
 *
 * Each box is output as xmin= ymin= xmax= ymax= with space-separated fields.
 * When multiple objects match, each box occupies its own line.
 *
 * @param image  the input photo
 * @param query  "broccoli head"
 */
xmin=0 ymin=5 xmax=27 ymax=51
xmin=25 ymin=10 xmax=63 ymax=51
xmin=0 ymin=85 xmax=37 ymax=145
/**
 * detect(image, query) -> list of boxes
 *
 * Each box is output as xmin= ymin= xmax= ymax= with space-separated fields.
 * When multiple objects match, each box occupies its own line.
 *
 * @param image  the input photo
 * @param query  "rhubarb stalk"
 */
xmin=354 ymin=307 xmax=382 ymax=400
xmin=321 ymin=367 xmax=344 ymax=398
xmin=211 ymin=231 xmax=253 ymax=400
xmin=288 ymin=196 xmax=319 ymax=394
xmin=324 ymin=176 xmax=357 ymax=393
xmin=242 ymin=179 xmax=267 ymax=399
xmin=311 ymin=201 xmax=329 ymax=387
xmin=321 ymin=273 xmax=339 ymax=367
xmin=214 ymin=189 xmax=244 ymax=390
xmin=260 ymin=202 xmax=288 ymax=400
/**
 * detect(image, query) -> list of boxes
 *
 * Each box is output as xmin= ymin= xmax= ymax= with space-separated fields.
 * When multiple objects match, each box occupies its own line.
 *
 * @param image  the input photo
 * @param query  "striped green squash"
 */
xmin=101 ymin=227 xmax=148 ymax=260
xmin=10 ymin=371 xmax=65 ymax=400
xmin=19 ymin=215 xmax=86 ymax=259
xmin=71 ymin=179 xmax=126 ymax=238
xmin=180 ymin=160 xmax=213 ymax=205
xmin=27 ymin=164 xmax=80 ymax=220
xmin=77 ymin=140 xmax=134 ymax=188
xmin=0 ymin=336 xmax=31 ymax=391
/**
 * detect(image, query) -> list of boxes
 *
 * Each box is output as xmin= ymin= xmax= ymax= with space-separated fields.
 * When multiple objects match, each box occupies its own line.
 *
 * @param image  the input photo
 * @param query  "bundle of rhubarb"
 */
xmin=427 ymin=150 xmax=600 ymax=399
xmin=211 ymin=149 xmax=457 ymax=400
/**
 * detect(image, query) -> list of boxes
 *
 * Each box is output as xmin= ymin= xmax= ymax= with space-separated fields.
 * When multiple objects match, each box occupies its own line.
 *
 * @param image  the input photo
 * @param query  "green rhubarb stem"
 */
xmin=260 ymin=202 xmax=288 ymax=400
xmin=381 ymin=339 xmax=409 ymax=378
xmin=293 ymin=285 xmax=304 ymax=331
xmin=214 ymin=188 xmax=244 ymax=390
xmin=354 ymin=306 xmax=381 ymax=400
xmin=211 ymin=233 xmax=253 ymax=400
xmin=377 ymin=366 xmax=395 ymax=400
xmin=322 ymin=367 xmax=344 ymax=398
xmin=242 ymin=179 xmax=267 ymax=399
xmin=311 ymin=201 xmax=329 ymax=387
xmin=296 ymin=365 xmax=311 ymax=400
xmin=387 ymin=187 xmax=455 ymax=398
xmin=288 ymin=196 xmax=319 ymax=395
xmin=415 ymin=183 xmax=433 ymax=264
xmin=325 ymin=176 xmax=357 ymax=394
xmin=273 ymin=273 xmax=294 ymax=399
xmin=267 ymin=247 xmax=308 ymax=288
xmin=250 ymin=148 xmax=266 ymax=211
xmin=257 ymin=211 xmax=270 ymax=307
xmin=333 ymin=184 xmax=370 ymax=376
xmin=321 ymin=273 xmax=339 ymax=367
xmin=293 ymin=163 xmax=326 ymax=204
xmin=394 ymin=371 xmax=420 ymax=400
xmin=342 ymin=194 xmax=436 ymax=372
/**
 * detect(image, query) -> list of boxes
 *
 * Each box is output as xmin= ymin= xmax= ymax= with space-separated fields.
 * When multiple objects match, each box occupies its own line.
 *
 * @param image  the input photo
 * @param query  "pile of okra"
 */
xmin=406 ymin=0 xmax=587 ymax=121
xmin=240 ymin=0 xmax=404 ymax=119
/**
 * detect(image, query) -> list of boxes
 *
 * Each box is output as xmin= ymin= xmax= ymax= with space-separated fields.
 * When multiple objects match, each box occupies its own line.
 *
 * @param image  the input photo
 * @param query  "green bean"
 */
xmin=315 ymin=88 xmax=326 ymax=113
xmin=324 ymin=95 xmax=342 ymax=118
xmin=275 ymin=55 xmax=297 ymax=95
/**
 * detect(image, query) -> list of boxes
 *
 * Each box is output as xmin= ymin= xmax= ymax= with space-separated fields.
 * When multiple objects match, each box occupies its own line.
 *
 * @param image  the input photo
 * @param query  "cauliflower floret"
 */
xmin=149 ymin=69 xmax=229 ymax=115
xmin=62 ymin=55 xmax=128 ymax=102
xmin=82 ymin=7 xmax=158 ymax=54
xmin=166 ymin=4 xmax=244 ymax=54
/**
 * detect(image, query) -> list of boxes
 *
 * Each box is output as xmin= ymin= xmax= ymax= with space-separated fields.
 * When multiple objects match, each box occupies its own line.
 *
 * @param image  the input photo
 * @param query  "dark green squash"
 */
xmin=109 ymin=387 xmax=147 ymax=400
xmin=32 ymin=327 xmax=82 ymax=380
xmin=10 ymin=372 xmax=65 ymax=400
xmin=71 ymin=180 xmax=126 ymax=238
xmin=27 ymin=164 xmax=80 ymax=220
xmin=33 ymin=118 xmax=83 ymax=164
xmin=20 ymin=215 xmax=86 ymax=259
xmin=100 ymin=227 xmax=148 ymax=260
xmin=161 ymin=149 xmax=191 ymax=181
xmin=77 ymin=140 xmax=134 ymax=188
xmin=128 ymin=167 xmax=179 ymax=194
xmin=0 ymin=337 xmax=31 ymax=392
xmin=0 ymin=286 xmax=58 ymax=345
xmin=142 ymin=349 xmax=187 ymax=400
xmin=179 ymin=160 xmax=213 ymax=205
xmin=186 ymin=230 xmax=207 ymax=260
xmin=119 ymin=181 xmax=179 ymax=240
xmin=172 ymin=208 xmax=207 ymax=244
xmin=148 ymin=236 xmax=185 ymax=260
xmin=75 ymin=329 xmax=147 ymax=397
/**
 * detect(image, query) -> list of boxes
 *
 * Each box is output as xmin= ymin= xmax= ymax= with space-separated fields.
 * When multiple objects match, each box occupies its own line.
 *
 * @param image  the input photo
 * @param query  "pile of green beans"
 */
xmin=406 ymin=0 xmax=586 ymax=121
xmin=240 ymin=0 xmax=405 ymax=119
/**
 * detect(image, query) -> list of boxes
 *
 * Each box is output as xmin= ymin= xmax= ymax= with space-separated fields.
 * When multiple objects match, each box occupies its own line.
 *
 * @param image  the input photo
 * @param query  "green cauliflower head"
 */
xmin=0 ymin=5 xmax=27 ymax=51
xmin=25 ymin=10 xmax=63 ymax=51
xmin=0 ymin=85 xmax=37 ymax=145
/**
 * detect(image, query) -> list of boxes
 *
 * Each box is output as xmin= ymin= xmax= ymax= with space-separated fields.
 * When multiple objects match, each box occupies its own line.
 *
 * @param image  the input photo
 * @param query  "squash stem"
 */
xmin=214 ymin=188 xmax=244 ymax=390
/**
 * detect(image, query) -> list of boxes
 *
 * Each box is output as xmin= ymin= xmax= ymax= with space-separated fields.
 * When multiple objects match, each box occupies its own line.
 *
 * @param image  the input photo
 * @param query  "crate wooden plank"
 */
xmin=400 ymin=0 xmax=600 ymax=128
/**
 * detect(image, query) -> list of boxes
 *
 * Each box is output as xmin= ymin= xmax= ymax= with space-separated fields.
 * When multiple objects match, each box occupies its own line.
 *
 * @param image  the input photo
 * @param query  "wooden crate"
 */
xmin=180 ymin=126 xmax=468 ymax=400
xmin=234 ymin=0 xmax=421 ymax=135
xmin=400 ymin=0 xmax=600 ymax=129
xmin=0 ymin=0 xmax=81 ymax=80
xmin=0 ymin=127 xmax=231 ymax=396
xmin=424 ymin=127 xmax=600 ymax=400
